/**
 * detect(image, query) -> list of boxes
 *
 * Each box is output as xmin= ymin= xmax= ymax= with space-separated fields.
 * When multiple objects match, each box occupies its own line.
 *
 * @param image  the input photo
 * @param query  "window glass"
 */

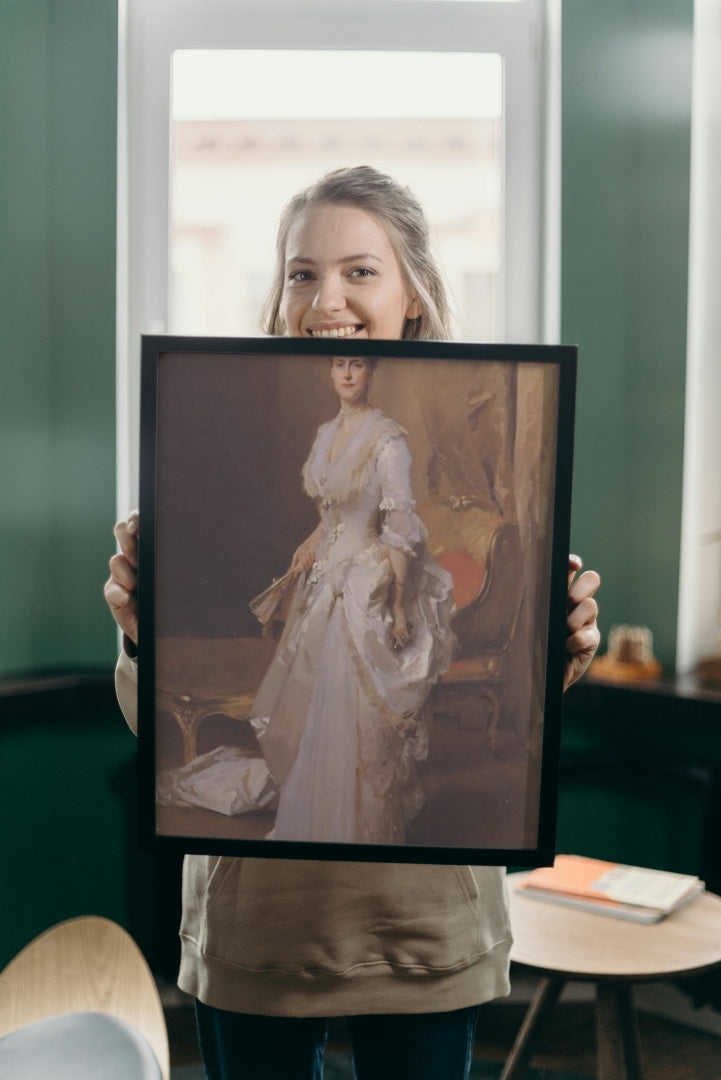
xmin=170 ymin=50 xmax=503 ymax=340
xmin=367 ymin=0 xmax=521 ymax=3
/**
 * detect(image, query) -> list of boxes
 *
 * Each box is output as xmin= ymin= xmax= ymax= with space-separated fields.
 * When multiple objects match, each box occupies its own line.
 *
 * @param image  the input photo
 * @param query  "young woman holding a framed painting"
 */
xmin=105 ymin=166 xmax=600 ymax=1080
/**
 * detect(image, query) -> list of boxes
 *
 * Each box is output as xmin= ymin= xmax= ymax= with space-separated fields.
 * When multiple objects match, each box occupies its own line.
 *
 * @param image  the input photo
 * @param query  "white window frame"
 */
xmin=676 ymin=0 xmax=721 ymax=674
xmin=116 ymin=0 xmax=558 ymax=511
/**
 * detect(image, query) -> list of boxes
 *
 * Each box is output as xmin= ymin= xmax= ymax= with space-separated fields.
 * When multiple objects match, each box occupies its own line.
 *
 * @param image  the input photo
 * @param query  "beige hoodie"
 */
xmin=116 ymin=651 xmax=512 ymax=1016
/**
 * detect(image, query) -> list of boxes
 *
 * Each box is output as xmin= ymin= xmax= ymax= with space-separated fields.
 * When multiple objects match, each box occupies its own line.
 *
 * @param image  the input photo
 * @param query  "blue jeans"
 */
xmin=195 ymin=1000 xmax=481 ymax=1080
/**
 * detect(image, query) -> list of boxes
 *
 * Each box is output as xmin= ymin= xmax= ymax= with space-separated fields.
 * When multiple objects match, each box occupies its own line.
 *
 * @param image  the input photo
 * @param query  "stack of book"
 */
xmin=516 ymin=854 xmax=705 ymax=923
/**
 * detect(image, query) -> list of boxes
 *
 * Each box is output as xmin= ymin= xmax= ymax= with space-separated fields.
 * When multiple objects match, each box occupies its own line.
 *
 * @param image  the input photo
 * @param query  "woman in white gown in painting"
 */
xmin=250 ymin=355 xmax=455 ymax=845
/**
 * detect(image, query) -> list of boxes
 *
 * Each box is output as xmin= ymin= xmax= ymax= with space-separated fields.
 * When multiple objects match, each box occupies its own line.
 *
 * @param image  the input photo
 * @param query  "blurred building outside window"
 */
xmin=169 ymin=50 xmax=503 ymax=342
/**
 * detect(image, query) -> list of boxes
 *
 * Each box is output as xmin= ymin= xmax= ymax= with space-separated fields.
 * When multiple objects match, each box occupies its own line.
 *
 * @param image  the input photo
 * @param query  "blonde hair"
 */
xmin=262 ymin=165 xmax=453 ymax=341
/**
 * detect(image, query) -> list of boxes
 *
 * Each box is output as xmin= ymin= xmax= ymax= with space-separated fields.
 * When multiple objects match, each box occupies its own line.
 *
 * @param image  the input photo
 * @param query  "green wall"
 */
xmin=0 ymin=0 xmax=698 ymax=969
xmin=0 ymin=0 xmax=118 ymax=676
xmin=0 ymin=685 xmax=184 ymax=974
xmin=0 ymin=1 xmax=694 ymax=678
xmin=0 ymin=2 xmax=694 ymax=675
xmin=0 ymin=0 xmax=131 ymax=969
xmin=562 ymin=0 xmax=693 ymax=669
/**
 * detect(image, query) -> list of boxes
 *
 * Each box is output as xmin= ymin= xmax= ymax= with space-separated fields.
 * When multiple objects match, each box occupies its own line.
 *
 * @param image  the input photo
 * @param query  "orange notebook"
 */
xmin=517 ymin=855 xmax=704 ymax=923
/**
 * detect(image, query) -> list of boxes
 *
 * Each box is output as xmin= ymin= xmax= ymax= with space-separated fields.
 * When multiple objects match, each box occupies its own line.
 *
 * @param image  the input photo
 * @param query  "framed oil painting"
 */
xmin=137 ymin=336 xmax=576 ymax=865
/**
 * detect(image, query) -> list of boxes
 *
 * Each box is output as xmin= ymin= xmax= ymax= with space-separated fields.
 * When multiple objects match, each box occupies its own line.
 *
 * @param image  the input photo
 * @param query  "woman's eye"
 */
xmin=349 ymin=267 xmax=375 ymax=279
xmin=288 ymin=269 xmax=313 ymax=283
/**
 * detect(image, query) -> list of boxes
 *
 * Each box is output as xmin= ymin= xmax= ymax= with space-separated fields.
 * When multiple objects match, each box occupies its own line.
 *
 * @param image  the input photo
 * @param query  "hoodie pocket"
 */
xmin=454 ymin=864 xmax=480 ymax=905
xmin=180 ymin=854 xmax=241 ymax=951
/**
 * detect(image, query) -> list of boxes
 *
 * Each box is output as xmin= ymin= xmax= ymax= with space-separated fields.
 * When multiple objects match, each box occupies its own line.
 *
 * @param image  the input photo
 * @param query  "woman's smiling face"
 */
xmin=281 ymin=203 xmax=421 ymax=341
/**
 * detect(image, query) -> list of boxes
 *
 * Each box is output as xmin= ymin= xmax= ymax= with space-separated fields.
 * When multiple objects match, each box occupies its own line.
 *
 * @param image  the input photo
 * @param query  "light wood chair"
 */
xmin=0 ymin=915 xmax=169 ymax=1079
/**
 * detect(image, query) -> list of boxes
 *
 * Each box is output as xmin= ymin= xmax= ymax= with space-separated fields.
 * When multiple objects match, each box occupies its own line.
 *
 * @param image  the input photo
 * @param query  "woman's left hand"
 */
xmin=564 ymin=554 xmax=601 ymax=691
xmin=388 ymin=580 xmax=413 ymax=651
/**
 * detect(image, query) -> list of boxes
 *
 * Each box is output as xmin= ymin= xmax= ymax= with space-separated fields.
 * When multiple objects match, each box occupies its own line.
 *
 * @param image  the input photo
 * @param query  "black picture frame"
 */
xmin=138 ymin=335 xmax=576 ymax=865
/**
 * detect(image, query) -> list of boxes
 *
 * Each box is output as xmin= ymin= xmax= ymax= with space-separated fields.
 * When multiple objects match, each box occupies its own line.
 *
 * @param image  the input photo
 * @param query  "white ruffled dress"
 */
xmin=250 ymin=408 xmax=455 ymax=845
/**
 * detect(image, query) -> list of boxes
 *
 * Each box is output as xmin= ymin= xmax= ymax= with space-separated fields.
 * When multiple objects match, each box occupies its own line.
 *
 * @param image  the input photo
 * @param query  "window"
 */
xmin=169 ymin=49 xmax=503 ymax=340
xmin=677 ymin=2 xmax=721 ymax=673
xmin=117 ymin=0 xmax=556 ymax=509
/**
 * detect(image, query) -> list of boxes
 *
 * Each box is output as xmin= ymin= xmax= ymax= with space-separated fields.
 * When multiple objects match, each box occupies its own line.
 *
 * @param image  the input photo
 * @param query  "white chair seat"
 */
xmin=0 ymin=1011 xmax=162 ymax=1079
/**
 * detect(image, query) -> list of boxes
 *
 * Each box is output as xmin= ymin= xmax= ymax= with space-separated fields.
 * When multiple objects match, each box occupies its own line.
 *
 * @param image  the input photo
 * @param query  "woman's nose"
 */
xmin=312 ymin=274 xmax=344 ymax=314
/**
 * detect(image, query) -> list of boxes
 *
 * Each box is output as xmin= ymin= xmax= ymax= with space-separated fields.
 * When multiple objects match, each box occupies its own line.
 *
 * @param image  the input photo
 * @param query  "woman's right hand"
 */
xmin=289 ymin=537 xmax=316 ymax=576
xmin=103 ymin=510 xmax=139 ymax=646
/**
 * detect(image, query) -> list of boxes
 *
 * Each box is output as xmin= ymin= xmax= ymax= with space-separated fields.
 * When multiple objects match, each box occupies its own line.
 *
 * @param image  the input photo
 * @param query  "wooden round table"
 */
xmin=503 ymin=872 xmax=721 ymax=1080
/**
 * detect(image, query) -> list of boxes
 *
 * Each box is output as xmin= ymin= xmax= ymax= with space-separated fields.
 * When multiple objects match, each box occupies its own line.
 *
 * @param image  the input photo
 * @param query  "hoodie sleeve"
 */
xmin=115 ymin=647 xmax=139 ymax=736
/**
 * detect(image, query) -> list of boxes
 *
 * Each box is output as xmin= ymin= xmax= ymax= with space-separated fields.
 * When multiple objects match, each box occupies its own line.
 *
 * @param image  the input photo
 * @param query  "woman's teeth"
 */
xmin=310 ymin=325 xmax=360 ymax=338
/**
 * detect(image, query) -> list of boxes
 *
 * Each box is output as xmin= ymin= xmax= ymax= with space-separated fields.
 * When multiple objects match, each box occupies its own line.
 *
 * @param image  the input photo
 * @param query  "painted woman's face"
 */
xmin=281 ymin=203 xmax=421 ymax=341
xmin=329 ymin=356 xmax=373 ymax=409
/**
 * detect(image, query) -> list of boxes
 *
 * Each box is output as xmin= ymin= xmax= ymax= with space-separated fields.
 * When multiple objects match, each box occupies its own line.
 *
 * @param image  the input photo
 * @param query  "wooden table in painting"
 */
xmin=503 ymin=872 xmax=721 ymax=1080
